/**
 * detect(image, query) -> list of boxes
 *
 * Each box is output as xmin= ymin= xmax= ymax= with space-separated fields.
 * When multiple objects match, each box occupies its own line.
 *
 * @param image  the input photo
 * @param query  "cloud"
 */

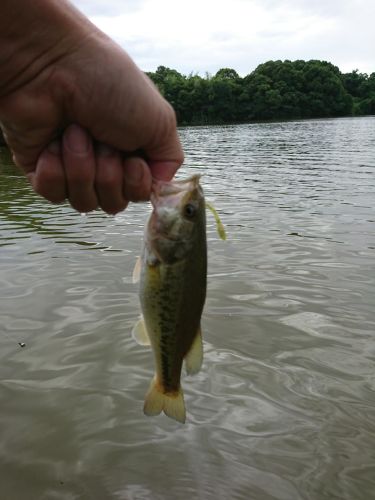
xmin=71 ymin=0 xmax=375 ymax=75
xmin=73 ymin=0 xmax=142 ymax=16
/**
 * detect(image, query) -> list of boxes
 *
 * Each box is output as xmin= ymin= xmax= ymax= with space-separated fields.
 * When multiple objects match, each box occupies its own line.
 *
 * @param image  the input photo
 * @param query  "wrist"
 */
xmin=0 ymin=0 xmax=99 ymax=97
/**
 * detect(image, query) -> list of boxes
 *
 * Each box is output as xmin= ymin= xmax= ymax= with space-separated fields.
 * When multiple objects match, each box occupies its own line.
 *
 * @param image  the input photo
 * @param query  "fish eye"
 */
xmin=184 ymin=203 xmax=196 ymax=218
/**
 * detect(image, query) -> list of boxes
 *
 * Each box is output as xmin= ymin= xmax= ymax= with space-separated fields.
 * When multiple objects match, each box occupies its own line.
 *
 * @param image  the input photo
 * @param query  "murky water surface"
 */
xmin=1 ymin=117 xmax=374 ymax=500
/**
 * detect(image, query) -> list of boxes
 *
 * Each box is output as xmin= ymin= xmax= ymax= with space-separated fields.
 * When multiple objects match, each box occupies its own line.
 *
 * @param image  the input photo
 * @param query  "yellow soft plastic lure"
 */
xmin=205 ymin=202 xmax=226 ymax=241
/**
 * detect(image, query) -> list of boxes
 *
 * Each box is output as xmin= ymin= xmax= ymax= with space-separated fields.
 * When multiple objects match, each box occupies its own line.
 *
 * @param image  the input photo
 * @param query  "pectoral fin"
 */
xmin=132 ymin=256 xmax=142 ymax=284
xmin=131 ymin=316 xmax=151 ymax=346
xmin=185 ymin=327 xmax=203 ymax=375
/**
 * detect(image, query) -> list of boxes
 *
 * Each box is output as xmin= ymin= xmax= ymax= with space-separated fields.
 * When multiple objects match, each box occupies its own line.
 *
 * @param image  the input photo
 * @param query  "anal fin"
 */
xmin=132 ymin=256 xmax=142 ymax=284
xmin=185 ymin=327 xmax=203 ymax=375
xmin=131 ymin=316 xmax=151 ymax=346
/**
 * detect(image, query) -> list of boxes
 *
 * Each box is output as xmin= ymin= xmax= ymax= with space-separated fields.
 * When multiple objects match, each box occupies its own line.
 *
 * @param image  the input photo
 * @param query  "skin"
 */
xmin=0 ymin=0 xmax=184 ymax=214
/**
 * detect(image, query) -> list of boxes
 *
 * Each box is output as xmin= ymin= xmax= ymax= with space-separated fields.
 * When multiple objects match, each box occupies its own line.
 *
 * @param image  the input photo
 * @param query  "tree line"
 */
xmin=1 ymin=59 xmax=374 ymax=147
xmin=146 ymin=60 xmax=375 ymax=125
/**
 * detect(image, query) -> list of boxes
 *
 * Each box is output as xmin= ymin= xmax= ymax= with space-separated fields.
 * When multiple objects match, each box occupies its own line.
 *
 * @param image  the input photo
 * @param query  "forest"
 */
xmin=0 ymin=60 xmax=374 ymax=147
xmin=146 ymin=59 xmax=375 ymax=125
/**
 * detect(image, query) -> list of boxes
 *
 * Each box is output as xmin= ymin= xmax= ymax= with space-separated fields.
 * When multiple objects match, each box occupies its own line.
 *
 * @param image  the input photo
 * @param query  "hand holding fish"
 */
xmin=0 ymin=0 xmax=183 ymax=214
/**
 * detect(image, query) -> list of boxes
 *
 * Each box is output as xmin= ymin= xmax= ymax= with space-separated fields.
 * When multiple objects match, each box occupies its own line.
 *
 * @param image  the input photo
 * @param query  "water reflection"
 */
xmin=1 ymin=117 xmax=375 ymax=499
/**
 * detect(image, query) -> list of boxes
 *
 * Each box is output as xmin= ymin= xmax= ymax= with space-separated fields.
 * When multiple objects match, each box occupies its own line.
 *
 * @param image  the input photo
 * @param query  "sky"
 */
xmin=72 ymin=0 xmax=374 ymax=76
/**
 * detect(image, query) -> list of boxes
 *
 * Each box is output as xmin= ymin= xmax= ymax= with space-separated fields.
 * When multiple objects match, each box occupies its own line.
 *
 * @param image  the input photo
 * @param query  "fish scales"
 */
xmin=132 ymin=175 xmax=207 ymax=423
xmin=141 ymin=257 xmax=205 ymax=393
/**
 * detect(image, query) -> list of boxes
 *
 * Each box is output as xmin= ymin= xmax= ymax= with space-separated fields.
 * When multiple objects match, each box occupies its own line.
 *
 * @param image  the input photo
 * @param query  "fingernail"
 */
xmin=97 ymin=143 xmax=115 ymax=156
xmin=64 ymin=125 xmax=90 ymax=154
xmin=47 ymin=140 xmax=60 ymax=155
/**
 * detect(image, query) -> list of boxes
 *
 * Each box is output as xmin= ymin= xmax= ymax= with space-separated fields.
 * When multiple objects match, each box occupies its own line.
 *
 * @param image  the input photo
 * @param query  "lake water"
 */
xmin=0 ymin=117 xmax=374 ymax=500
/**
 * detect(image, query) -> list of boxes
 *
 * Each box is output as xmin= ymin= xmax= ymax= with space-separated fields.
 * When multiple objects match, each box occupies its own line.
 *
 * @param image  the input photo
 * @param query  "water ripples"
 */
xmin=1 ymin=117 xmax=375 ymax=499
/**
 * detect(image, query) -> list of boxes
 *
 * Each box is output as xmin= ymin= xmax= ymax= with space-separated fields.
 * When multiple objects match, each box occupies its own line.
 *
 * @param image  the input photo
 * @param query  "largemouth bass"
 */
xmin=132 ymin=174 xmax=207 ymax=423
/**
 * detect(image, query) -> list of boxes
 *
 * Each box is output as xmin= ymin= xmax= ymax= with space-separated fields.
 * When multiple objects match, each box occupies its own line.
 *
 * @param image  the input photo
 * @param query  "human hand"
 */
xmin=0 ymin=0 xmax=183 ymax=214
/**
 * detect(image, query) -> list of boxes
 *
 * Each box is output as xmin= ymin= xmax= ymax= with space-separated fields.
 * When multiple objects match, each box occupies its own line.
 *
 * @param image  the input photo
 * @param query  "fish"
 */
xmin=132 ymin=174 xmax=207 ymax=423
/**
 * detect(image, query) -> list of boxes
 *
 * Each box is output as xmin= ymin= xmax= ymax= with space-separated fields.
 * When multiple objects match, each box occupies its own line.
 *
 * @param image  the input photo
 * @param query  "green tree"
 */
xmin=214 ymin=68 xmax=240 ymax=80
xmin=207 ymin=69 xmax=243 ymax=122
xmin=145 ymin=60 xmax=373 ymax=125
xmin=342 ymin=70 xmax=375 ymax=115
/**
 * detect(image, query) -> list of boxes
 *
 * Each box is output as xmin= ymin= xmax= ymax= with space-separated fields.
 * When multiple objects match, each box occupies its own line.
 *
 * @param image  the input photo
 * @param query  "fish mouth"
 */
xmin=151 ymin=174 xmax=201 ymax=207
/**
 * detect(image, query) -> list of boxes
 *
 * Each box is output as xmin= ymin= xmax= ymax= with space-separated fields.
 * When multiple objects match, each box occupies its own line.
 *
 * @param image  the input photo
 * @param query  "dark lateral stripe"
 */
xmin=160 ymin=330 xmax=178 ymax=391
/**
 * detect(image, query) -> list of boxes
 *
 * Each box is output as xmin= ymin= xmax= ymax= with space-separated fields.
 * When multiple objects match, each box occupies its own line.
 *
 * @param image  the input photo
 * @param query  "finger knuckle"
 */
xmin=68 ymin=171 xmax=92 ymax=187
xmin=97 ymin=172 xmax=119 ymax=191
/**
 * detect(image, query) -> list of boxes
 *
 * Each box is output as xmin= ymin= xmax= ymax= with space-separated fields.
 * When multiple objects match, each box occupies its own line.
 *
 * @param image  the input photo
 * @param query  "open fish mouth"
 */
xmin=151 ymin=174 xmax=201 ymax=206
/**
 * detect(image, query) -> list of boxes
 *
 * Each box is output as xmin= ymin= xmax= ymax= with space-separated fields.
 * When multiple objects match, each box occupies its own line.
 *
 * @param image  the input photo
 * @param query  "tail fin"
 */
xmin=143 ymin=377 xmax=186 ymax=424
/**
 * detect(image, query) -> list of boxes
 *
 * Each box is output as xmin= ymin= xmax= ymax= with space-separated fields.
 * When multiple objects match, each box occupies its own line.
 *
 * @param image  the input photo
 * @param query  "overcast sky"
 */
xmin=72 ymin=0 xmax=374 ymax=76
